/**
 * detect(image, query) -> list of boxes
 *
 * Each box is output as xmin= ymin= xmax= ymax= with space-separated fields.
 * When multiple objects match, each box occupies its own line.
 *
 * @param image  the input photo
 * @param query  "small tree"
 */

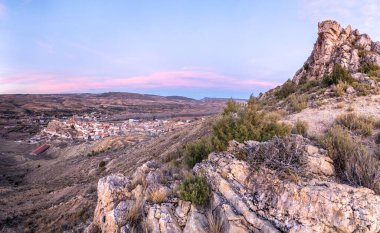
xmin=323 ymin=64 xmax=354 ymax=86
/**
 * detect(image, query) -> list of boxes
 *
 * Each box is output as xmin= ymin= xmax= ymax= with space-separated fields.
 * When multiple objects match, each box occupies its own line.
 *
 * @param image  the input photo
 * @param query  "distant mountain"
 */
xmin=201 ymin=97 xmax=247 ymax=102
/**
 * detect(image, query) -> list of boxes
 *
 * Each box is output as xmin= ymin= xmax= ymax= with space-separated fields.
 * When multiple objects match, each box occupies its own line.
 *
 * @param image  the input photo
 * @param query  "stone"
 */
xmin=88 ymin=136 xmax=380 ymax=233
xmin=194 ymin=136 xmax=380 ymax=233
xmin=183 ymin=205 xmax=208 ymax=233
xmin=292 ymin=19 xmax=380 ymax=87
xmin=175 ymin=200 xmax=191 ymax=226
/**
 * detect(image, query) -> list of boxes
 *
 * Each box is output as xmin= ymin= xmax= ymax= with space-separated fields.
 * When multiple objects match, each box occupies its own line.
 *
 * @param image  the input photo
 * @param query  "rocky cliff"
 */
xmin=293 ymin=20 xmax=380 ymax=83
xmin=86 ymin=136 xmax=380 ymax=233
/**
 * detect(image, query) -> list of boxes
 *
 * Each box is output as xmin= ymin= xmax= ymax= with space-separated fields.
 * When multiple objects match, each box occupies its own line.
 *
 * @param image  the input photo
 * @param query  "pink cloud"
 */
xmin=0 ymin=70 xmax=280 ymax=94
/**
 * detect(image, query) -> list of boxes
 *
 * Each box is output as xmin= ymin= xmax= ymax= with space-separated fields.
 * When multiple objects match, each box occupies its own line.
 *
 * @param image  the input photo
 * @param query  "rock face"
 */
xmin=293 ymin=20 xmax=380 ymax=83
xmin=87 ymin=136 xmax=380 ymax=233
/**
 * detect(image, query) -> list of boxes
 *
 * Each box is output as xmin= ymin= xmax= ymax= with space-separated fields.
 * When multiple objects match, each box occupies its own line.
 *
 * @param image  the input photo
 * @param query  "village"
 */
xmin=28 ymin=114 xmax=195 ymax=144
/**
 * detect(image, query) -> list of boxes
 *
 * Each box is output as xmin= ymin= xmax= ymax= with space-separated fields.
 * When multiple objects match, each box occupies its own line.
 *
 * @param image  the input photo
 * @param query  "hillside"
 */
xmin=84 ymin=20 xmax=380 ymax=233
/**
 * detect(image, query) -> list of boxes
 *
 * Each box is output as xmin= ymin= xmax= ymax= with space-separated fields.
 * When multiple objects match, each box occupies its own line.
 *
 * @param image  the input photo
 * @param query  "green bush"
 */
xmin=289 ymin=94 xmax=308 ymax=112
xmin=275 ymin=79 xmax=296 ymax=99
xmin=179 ymin=176 xmax=209 ymax=205
xmin=211 ymin=100 xmax=291 ymax=151
xmin=359 ymin=62 xmax=380 ymax=77
xmin=292 ymin=119 xmax=308 ymax=136
xmin=335 ymin=113 xmax=374 ymax=136
xmin=321 ymin=125 xmax=379 ymax=190
xmin=183 ymin=137 xmax=214 ymax=168
xmin=323 ymin=64 xmax=354 ymax=86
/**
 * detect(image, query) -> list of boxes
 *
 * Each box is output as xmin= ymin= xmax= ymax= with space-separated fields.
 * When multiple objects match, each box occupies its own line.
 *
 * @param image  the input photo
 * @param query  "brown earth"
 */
xmin=0 ymin=117 xmax=214 ymax=232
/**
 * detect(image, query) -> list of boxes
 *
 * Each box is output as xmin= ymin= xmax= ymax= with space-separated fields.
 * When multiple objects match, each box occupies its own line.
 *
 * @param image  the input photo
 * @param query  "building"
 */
xmin=30 ymin=144 xmax=50 ymax=155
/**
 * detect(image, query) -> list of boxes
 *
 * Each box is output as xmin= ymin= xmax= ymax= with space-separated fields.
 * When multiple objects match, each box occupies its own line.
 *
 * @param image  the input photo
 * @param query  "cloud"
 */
xmin=298 ymin=0 xmax=380 ymax=40
xmin=0 ymin=69 xmax=281 ymax=94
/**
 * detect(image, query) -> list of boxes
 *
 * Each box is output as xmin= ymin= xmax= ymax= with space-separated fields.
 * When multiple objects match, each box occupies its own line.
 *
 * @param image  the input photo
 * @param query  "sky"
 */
xmin=1 ymin=0 xmax=380 ymax=99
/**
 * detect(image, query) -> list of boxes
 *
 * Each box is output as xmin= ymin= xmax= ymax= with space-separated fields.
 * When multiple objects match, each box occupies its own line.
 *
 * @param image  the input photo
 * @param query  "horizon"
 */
xmin=1 ymin=0 xmax=380 ymax=99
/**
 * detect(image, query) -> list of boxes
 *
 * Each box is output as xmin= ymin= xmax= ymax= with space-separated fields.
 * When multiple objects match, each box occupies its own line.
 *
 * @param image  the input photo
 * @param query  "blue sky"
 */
xmin=1 ymin=0 xmax=380 ymax=98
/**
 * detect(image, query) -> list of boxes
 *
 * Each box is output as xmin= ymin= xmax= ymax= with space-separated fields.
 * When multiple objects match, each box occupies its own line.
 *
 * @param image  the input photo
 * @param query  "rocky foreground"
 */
xmin=86 ymin=136 xmax=380 ymax=233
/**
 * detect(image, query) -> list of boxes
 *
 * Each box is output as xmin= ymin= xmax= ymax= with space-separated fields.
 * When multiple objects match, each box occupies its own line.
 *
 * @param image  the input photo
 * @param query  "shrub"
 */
xmin=323 ymin=64 xmax=354 ymax=86
xmin=334 ymin=81 xmax=349 ymax=96
xmin=183 ymin=137 xmax=214 ymax=168
xmin=179 ymin=176 xmax=209 ymax=205
xmin=359 ymin=62 xmax=380 ymax=77
xmin=292 ymin=119 xmax=308 ymax=136
xmin=352 ymin=82 xmax=371 ymax=96
xmin=321 ymin=125 xmax=379 ymax=190
xmin=212 ymin=100 xmax=291 ymax=151
xmin=335 ymin=113 xmax=374 ymax=136
xmin=275 ymin=79 xmax=296 ymax=99
xmin=222 ymin=99 xmax=242 ymax=115
xmin=299 ymin=79 xmax=320 ymax=93
xmin=289 ymin=94 xmax=308 ymax=112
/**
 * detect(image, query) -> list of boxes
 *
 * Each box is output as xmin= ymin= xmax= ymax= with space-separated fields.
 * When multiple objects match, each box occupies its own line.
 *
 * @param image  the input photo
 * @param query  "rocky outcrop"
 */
xmin=88 ymin=136 xmax=380 ymax=232
xmin=293 ymin=20 xmax=380 ymax=83
xmin=196 ymin=137 xmax=380 ymax=232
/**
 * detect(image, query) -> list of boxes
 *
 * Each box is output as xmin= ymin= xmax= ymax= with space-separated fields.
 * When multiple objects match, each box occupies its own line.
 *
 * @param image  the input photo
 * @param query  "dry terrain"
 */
xmin=0 ymin=93 xmax=225 ymax=232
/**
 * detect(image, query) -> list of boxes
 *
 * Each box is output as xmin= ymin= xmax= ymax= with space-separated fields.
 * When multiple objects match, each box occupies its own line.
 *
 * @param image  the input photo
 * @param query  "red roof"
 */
xmin=30 ymin=144 xmax=50 ymax=155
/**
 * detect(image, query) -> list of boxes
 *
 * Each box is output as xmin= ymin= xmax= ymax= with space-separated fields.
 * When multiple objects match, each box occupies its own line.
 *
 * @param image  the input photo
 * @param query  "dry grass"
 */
xmin=125 ymin=197 xmax=145 ymax=228
xmin=289 ymin=94 xmax=308 ymax=112
xmin=322 ymin=125 xmax=380 ymax=191
xmin=335 ymin=113 xmax=374 ymax=136
xmin=130 ymin=172 xmax=147 ymax=190
xmin=207 ymin=208 xmax=226 ymax=233
xmin=292 ymin=119 xmax=308 ymax=137
xmin=245 ymin=137 xmax=306 ymax=181
xmin=148 ymin=186 xmax=167 ymax=204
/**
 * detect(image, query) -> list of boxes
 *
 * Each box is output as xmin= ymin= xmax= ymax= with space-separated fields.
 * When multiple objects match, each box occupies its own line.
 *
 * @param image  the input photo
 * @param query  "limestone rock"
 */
xmin=88 ymin=135 xmax=380 ymax=233
xmin=183 ymin=205 xmax=208 ymax=233
xmin=194 ymin=136 xmax=380 ymax=233
xmin=293 ymin=20 xmax=380 ymax=83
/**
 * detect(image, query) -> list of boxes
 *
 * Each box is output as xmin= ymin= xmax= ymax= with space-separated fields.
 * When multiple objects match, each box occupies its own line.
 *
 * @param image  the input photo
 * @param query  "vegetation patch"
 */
xmin=182 ymin=137 xmax=214 ymax=168
xmin=352 ymin=82 xmax=372 ymax=96
xmin=207 ymin=208 xmax=226 ymax=233
xmin=275 ymin=79 xmax=296 ymax=99
xmin=292 ymin=119 xmax=308 ymax=137
xmin=335 ymin=113 xmax=374 ymax=136
xmin=211 ymin=98 xmax=291 ymax=151
xmin=179 ymin=175 xmax=209 ymax=205
xmin=148 ymin=186 xmax=167 ymax=204
xmin=244 ymin=137 xmax=306 ymax=181
xmin=321 ymin=125 xmax=379 ymax=191
xmin=323 ymin=64 xmax=355 ymax=86
xmin=289 ymin=94 xmax=308 ymax=112
xmin=359 ymin=62 xmax=380 ymax=77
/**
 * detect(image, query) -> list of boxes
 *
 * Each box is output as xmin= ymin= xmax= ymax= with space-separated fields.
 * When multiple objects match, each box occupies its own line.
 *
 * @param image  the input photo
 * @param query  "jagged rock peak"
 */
xmin=293 ymin=19 xmax=380 ymax=83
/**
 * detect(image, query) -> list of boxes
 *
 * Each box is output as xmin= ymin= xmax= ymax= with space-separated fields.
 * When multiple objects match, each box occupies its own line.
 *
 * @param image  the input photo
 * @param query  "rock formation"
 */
xmin=87 ymin=136 xmax=380 ymax=232
xmin=293 ymin=20 xmax=380 ymax=84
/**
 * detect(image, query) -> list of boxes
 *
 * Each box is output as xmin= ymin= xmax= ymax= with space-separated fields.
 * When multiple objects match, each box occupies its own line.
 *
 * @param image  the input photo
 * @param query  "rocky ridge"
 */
xmin=87 ymin=136 xmax=380 ymax=232
xmin=293 ymin=20 xmax=380 ymax=85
